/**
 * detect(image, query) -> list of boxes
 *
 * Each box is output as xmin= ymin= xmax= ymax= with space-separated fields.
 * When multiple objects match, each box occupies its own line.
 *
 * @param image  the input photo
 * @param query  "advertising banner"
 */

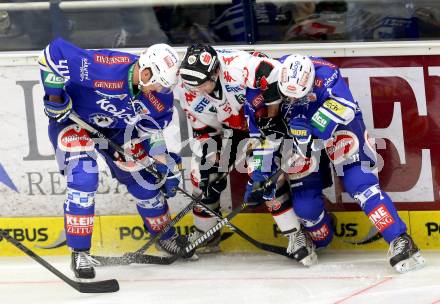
xmin=1 ymin=53 xmax=440 ymax=254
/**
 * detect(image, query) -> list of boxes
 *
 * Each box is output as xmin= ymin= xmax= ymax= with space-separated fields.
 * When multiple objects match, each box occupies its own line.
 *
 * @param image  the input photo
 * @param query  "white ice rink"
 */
xmin=0 ymin=251 xmax=439 ymax=304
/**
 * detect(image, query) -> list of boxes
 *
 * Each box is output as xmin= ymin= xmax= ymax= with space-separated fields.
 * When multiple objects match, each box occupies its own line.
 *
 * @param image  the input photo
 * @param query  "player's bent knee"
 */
xmin=127 ymin=182 xmax=161 ymax=201
xmin=136 ymin=192 xmax=166 ymax=210
xmin=292 ymin=189 xmax=325 ymax=221
xmin=66 ymin=158 xmax=99 ymax=192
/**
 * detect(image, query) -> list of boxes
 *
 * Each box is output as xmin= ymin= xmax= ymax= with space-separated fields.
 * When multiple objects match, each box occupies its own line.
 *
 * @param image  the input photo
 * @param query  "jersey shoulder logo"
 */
xmin=43 ymin=71 xmax=65 ymax=88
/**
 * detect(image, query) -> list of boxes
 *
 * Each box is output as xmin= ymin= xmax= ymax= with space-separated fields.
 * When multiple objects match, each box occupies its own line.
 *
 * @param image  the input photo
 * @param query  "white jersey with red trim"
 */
xmin=175 ymin=49 xmax=280 ymax=139
xmin=174 ymin=79 xmax=247 ymax=140
xmin=216 ymin=49 xmax=280 ymax=111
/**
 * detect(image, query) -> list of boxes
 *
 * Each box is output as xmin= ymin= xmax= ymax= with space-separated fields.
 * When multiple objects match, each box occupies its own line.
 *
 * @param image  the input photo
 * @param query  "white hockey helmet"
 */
xmin=138 ymin=43 xmax=179 ymax=90
xmin=278 ymin=54 xmax=315 ymax=100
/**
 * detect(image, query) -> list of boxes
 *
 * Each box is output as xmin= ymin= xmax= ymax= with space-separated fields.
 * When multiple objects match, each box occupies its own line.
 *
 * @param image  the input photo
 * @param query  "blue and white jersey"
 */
xmin=278 ymin=55 xmax=361 ymax=140
xmin=38 ymin=38 xmax=174 ymax=133
xmin=245 ymin=56 xmax=360 ymax=141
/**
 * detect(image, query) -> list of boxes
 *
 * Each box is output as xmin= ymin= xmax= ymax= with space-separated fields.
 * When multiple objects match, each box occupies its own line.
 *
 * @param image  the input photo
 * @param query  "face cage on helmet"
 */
xmin=182 ymin=61 xmax=220 ymax=89
xmin=277 ymin=84 xmax=297 ymax=104
xmin=277 ymin=85 xmax=312 ymax=106
xmin=181 ymin=46 xmax=219 ymax=83
xmin=138 ymin=64 xmax=172 ymax=94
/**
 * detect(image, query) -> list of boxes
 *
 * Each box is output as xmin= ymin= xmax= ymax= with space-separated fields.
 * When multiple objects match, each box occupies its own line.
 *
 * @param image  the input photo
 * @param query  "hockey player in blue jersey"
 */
xmin=245 ymin=86 xmax=333 ymax=267
xmin=38 ymin=38 xmax=195 ymax=279
xmin=270 ymin=53 xmax=425 ymax=273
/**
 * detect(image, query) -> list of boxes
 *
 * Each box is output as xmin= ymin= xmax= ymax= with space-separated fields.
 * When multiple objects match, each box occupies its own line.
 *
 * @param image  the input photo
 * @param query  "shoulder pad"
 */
xmin=320 ymin=98 xmax=355 ymax=124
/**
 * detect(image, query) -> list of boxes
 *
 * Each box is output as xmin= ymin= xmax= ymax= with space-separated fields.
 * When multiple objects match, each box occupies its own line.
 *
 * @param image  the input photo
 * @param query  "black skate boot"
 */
xmin=189 ymin=228 xmax=221 ymax=254
xmin=389 ymin=233 xmax=425 ymax=273
xmin=71 ymin=249 xmax=99 ymax=279
xmin=156 ymin=232 xmax=198 ymax=260
xmin=286 ymin=227 xmax=318 ymax=266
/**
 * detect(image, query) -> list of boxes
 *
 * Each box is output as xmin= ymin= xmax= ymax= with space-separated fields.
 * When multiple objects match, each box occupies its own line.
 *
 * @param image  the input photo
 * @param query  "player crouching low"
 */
xmin=276 ymin=53 xmax=425 ymax=273
xmin=38 ymin=38 xmax=196 ymax=279
xmin=176 ymin=44 xmax=317 ymax=265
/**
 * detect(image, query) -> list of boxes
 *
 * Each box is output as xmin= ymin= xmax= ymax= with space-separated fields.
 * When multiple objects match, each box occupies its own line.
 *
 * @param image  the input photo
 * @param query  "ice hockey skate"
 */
xmin=156 ymin=232 xmax=198 ymax=260
xmin=189 ymin=228 xmax=221 ymax=254
xmin=286 ymin=227 xmax=318 ymax=267
xmin=71 ymin=250 xmax=99 ymax=279
xmin=389 ymin=233 xmax=426 ymax=273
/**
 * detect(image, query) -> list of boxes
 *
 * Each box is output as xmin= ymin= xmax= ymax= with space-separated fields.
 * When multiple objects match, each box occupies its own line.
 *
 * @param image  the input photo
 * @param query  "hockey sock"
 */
xmin=64 ymin=187 xmax=96 ymax=249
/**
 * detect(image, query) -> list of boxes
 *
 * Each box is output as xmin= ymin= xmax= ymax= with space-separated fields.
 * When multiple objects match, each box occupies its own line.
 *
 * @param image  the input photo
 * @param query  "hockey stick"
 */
xmin=70 ymin=113 xmax=288 ymax=263
xmin=0 ymin=229 xmax=119 ymax=293
xmin=66 ymin=113 xmax=186 ymax=265
xmin=194 ymin=200 xmax=290 ymax=257
xmin=153 ymin=168 xmax=286 ymax=264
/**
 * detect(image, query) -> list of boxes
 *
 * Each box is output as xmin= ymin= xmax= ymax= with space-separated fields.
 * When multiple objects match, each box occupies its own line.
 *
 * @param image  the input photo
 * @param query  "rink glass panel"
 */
xmin=1 ymin=0 xmax=440 ymax=51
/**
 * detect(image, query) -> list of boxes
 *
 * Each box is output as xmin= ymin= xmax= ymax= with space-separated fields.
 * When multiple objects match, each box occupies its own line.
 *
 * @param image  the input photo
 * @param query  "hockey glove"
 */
xmin=199 ymin=165 xmax=228 ymax=200
xmin=162 ymin=172 xmax=180 ymax=198
xmin=43 ymin=92 xmax=72 ymax=123
xmin=205 ymin=176 xmax=228 ymax=199
xmin=289 ymin=117 xmax=313 ymax=158
xmin=157 ymin=153 xmax=182 ymax=198
xmin=243 ymin=180 xmax=276 ymax=208
xmin=256 ymin=115 xmax=289 ymax=139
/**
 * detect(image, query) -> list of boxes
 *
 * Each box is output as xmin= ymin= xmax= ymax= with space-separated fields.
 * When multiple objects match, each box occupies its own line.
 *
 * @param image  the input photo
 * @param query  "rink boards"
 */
xmin=0 ymin=210 xmax=439 ymax=256
xmin=2 ymin=42 xmax=440 ymax=255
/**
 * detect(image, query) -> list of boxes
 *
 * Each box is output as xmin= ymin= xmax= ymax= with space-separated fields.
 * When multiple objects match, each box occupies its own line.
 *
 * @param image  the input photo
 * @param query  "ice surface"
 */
xmin=0 ymin=251 xmax=439 ymax=304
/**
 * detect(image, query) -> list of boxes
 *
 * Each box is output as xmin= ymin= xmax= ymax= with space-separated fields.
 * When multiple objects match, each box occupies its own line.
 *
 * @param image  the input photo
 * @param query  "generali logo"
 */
xmin=147 ymin=92 xmax=165 ymax=112
xmin=93 ymin=80 xmax=124 ymax=90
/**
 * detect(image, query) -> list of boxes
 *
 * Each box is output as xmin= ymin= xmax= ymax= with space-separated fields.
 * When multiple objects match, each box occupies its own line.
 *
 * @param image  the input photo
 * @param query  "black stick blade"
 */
xmin=76 ymin=279 xmax=119 ymax=293
xmin=92 ymin=254 xmax=177 ymax=266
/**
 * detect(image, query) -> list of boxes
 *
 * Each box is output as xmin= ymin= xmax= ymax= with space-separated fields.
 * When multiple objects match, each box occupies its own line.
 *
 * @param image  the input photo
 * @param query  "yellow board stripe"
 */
xmin=0 ymin=210 xmax=438 ymax=257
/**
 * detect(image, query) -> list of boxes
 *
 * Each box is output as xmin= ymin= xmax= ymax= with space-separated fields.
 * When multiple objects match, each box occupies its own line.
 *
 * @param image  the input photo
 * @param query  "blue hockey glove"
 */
xmin=289 ymin=117 xmax=313 ymax=158
xmin=243 ymin=180 xmax=276 ymax=207
xmin=157 ymin=153 xmax=182 ymax=198
xmin=43 ymin=92 xmax=72 ymax=123
xmin=162 ymin=172 xmax=180 ymax=198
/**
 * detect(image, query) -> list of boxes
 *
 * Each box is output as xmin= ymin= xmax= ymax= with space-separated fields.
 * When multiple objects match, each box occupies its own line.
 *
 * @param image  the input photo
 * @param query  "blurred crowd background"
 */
xmin=0 ymin=0 xmax=439 ymax=51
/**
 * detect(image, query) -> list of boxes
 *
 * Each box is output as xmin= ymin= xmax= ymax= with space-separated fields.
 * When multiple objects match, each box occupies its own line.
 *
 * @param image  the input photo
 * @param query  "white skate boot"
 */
xmin=286 ymin=227 xmax=318 ymax=267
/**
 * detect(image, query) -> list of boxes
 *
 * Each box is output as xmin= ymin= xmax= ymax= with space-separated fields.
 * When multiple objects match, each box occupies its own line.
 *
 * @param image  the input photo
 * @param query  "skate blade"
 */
xmin=394 ymin=252 xmax=426 ymax=274
xmin=300 ymin=251 xmax=318 ymax=267
xmin=186 ymin=253 xmax=200 ymax=261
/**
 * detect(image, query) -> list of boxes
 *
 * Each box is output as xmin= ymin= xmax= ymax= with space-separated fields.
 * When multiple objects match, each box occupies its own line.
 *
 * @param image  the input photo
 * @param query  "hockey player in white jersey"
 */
xmin=176 ymin=44 xmax=317 ymax=265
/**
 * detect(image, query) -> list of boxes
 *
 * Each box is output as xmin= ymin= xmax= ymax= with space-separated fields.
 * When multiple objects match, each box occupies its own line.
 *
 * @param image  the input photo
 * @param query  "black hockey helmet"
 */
xmin=179 ymin=44 xmax=220 ymax=87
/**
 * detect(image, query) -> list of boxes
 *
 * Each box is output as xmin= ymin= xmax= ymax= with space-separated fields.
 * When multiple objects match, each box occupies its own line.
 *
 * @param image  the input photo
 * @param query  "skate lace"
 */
xmin=389 ymin=237 xmax=408 ymax=257
xmin=76 ymin=252 xmax=101 ymax=269
xmin=158 ymin=234 xmax=181 ymax=254
xmin=188 ymin=230 xmax=202 ymax=244
xmin=287 ymin=230 xmax=306 ymax=254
